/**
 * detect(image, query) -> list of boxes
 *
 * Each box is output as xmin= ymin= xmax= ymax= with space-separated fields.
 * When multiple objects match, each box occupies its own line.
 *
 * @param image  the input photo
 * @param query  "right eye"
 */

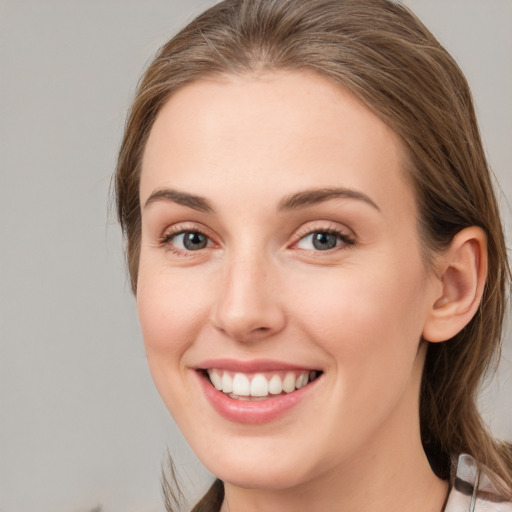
xmin=162 ymin=230 xmax=212 ymax=253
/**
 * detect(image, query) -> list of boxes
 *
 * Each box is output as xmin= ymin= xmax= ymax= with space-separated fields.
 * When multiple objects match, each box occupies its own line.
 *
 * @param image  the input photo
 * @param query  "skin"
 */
xmin=137 ymin=71 xmax=451 ymax=512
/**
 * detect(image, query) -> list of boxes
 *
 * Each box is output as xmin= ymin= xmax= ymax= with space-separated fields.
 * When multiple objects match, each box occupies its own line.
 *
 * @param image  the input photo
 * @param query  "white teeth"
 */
xmin=282 ymin=372 xmax=296 ymax=393
xmin=232 ymin=373 xmax=251 ymax=396
xmin=221 ymin=372 xmax=233 ymax=393
xmin=206 ymin=369 xmax=319 ymax=397
xmin=268 ymin=374 xmax=283 ymax=395
xmin=209 ymin=369 xmax=223 ymax=390
xmin=250 ymin=374 xmax=269 ymax=397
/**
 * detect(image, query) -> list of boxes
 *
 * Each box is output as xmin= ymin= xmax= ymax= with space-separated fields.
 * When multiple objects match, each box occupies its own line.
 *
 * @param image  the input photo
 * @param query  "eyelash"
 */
xmin=158 ymin=224 xmax=355 ymax=256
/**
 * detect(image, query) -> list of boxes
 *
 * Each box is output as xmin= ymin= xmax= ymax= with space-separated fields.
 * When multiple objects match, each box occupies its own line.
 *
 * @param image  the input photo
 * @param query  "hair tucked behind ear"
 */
xmin=116 ymin=0 xmax=512 ymax=508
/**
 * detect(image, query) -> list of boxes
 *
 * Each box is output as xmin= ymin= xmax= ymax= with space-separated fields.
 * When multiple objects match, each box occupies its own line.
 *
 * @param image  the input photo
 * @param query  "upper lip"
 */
xmin=196 ymin=358 xmax=320 ymax=373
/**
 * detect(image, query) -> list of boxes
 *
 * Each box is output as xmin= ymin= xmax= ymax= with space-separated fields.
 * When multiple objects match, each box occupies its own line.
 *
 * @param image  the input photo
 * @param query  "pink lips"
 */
xmin=196 ymin=358 xmax=321 ymax=425
xmin=197 ymin=358 xmax=314 ymax=373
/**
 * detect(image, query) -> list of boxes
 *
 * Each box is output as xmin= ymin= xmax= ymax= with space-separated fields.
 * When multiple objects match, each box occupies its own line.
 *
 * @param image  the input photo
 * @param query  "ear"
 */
xmin=422 ymin=226 xmax=488 ymax=343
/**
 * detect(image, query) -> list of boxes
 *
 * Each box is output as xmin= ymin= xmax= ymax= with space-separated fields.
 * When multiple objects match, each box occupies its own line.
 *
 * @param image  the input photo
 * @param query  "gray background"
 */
xmin=0 ymin=1 xmax=510 ymax=511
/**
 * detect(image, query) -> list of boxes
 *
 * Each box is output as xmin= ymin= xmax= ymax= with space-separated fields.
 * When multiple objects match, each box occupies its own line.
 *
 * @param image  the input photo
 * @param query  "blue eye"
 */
xmin=296 ymin=230 xmax=353 ymax=251
xmin=170 ymin=231 xmax=209 ymax=251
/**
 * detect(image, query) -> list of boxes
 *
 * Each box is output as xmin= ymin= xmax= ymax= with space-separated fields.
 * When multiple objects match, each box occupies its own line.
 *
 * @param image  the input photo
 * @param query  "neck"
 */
xmin=221 ymin=440 xmax=448 ymax=512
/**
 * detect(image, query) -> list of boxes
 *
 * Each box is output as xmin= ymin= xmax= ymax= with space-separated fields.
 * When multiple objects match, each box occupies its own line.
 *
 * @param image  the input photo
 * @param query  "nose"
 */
xmin=210 ymin=252 xmax=287 ymax=343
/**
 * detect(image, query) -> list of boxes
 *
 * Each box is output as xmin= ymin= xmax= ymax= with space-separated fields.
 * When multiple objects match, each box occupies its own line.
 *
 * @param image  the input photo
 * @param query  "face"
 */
xmin=137 ymin=72 xmax=441 ymax=490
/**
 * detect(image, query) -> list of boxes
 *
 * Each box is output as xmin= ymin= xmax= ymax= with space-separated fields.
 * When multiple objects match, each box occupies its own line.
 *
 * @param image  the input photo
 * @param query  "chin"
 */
xmin=211 ymin=459 xmax=310 ymax=491
xmin=185 ymin=429 xmax=326 ymax=492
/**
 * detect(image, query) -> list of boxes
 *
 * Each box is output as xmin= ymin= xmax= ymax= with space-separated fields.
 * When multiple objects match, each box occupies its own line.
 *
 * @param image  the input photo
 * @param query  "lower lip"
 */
xmin=197 ymin=371 xmax=319 ymax=424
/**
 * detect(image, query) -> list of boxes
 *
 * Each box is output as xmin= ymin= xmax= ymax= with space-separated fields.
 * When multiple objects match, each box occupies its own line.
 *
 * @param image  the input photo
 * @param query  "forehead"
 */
xmin=140 ymin=71 xmax=415 ymax=220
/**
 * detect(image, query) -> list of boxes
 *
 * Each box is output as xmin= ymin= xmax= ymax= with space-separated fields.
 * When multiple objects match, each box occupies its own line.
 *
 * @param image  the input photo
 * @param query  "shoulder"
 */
xmin=445 ymin=454 xmax=512 ymax=512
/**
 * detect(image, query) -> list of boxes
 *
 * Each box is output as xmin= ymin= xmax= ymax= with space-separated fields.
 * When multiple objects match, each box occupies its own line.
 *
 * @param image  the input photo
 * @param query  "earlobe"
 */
xmin=422 ymin=227 xmax=488 ymax=343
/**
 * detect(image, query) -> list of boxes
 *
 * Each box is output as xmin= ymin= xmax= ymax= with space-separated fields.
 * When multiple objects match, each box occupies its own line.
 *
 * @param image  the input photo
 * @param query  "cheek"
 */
xmin=291 ymin=260 xmax=429 ymax=441
xmin=294 ymin=256 xmax=428 ymax=371
xmin=135 ymin=268 xmax=206 ymax=417
xmin=136 ymin=260 xmax=211 ymax=377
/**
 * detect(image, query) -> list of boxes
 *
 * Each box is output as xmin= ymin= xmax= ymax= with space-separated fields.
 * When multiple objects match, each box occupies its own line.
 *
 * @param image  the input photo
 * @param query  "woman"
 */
xmin=115 ymin=0 xmax=512 ymax=510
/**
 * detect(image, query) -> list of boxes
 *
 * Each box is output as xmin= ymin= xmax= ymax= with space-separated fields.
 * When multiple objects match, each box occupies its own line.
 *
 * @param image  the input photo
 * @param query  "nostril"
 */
xmin=210 ymin=297 xmax=287 ymax=342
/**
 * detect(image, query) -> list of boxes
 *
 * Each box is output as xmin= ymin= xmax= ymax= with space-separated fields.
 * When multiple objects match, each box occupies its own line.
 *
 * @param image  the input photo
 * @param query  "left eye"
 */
xmin=170 ymin=231 xmax=210 ymax=251
xmin=296 ymin=231 xmax=348 ymax=251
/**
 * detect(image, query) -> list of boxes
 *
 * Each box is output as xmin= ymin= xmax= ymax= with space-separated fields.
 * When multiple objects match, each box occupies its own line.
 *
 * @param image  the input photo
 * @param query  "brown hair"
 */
xmin=115 ymin=0 xmax=511 ymax=506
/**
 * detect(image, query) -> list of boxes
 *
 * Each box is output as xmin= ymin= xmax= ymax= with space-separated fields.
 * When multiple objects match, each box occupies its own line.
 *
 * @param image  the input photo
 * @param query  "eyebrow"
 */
xmin=144 ymin=188 xmax=214 ymax=213
xmin=278 ymin=187 xmax=380 ymax=212
xmin=143 ymin=186 xmax=380 ymax=214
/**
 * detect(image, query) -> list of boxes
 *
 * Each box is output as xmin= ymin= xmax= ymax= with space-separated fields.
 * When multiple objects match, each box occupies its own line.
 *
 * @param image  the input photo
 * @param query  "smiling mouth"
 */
xmin=203 ymin=369 xmax=322 ymax=401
